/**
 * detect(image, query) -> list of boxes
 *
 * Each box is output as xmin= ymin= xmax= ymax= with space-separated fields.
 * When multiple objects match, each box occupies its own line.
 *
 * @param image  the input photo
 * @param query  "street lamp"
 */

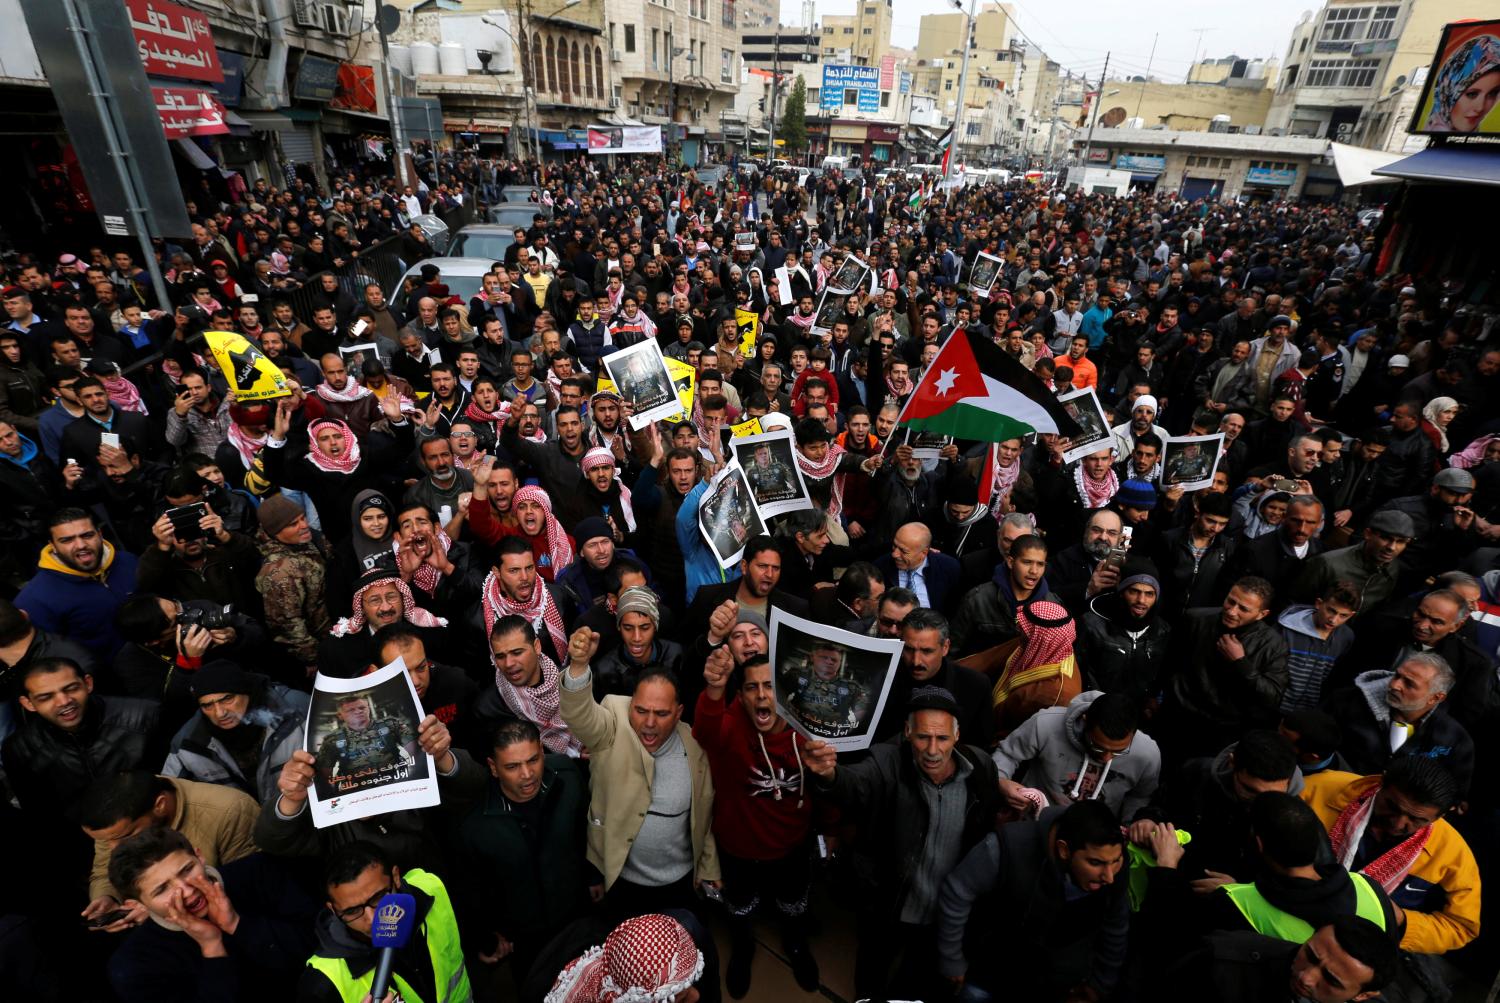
xmin=484 ymin=0 xmax=581 ymax=165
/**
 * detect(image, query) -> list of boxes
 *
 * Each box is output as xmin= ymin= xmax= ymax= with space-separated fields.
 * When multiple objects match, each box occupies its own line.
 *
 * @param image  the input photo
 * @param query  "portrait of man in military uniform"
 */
xmin=700 ymin=466 xmax=765 ymax=564
xmin=311 ymin=689 xmax=423 ymax=799
xmin=781 ymin=641 xmax=872 ymax=739
xmin=744 ymin=444 xmax=797 ymax=504
xmin=1162 ymin=435 xmax=1222 ymax=490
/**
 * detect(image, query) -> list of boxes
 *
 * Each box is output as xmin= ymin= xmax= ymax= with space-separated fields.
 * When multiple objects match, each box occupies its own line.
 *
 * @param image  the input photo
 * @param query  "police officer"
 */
xmin=1304 ymin=328 xmax=1346 ymax=425
xmin=315 ymin=692 xmax=418 ymax=793
xmin=785 ymin=642 xmax=870 ymax=737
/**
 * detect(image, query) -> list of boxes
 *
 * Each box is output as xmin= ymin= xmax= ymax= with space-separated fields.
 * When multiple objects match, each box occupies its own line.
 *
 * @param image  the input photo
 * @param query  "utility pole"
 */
xmin=1136 ymin=33 xmax=1157 ymax=120
xmin=943 ymin=0 xmax=979 ymax=184
xmin=374 ymin=5 xmax=414 ymax=187
xmin=766 ymin=32 xmax=779 ymax=161
xmin=1080 ymin=50 xmax=1109 ymax=172
xmin=1043 ymin=88 xmax=1060 ymax=170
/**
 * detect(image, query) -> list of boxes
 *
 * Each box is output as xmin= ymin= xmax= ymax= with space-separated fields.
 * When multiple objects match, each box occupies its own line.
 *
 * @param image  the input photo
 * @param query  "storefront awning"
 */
xmin=236 ymin=111 xmax=294 ymax=132
xmin=1373 ymin=145 xmax=1500 ymax=187
xmin=1330 ymin=141 xmax=1406 ymax=188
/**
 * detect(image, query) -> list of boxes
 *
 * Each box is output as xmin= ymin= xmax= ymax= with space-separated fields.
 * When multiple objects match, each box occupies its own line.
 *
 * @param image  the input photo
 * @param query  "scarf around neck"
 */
xmin=1073 ymin=462 xmax=1118 ymax=508
xmin=315 ymin=379 xmax=371 ymax=404
xmin=481 ymin=566 xmax=568 ymax=657
xmin=1328 ymin=781 xmax=1432 ymax=894
xmin=306 ymin=420 xmax=362 ymax=474
xmin=494 ymin=652 xmax=583 ymax=757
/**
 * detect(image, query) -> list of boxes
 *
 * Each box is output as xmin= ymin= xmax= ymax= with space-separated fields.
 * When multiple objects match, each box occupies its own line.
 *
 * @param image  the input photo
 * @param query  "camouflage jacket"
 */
xmin=254 ymin=528 xmax=332 ymax=665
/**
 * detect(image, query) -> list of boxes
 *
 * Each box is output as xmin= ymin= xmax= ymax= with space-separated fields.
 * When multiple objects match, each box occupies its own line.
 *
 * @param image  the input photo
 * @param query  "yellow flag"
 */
xmin=730 ymin=416 xmax=764 ymax=438
xmin=735 ymin=308 xmax=759 ymax=359
xmin=203 ymin=330 xmax=291 ymax=402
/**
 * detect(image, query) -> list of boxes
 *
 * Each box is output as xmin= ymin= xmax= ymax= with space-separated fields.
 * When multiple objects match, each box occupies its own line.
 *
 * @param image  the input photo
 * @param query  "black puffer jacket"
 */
xmin=1 ymin=694 xmax=161 ymax=813
xmin=1077 ymin=592 xmax=1172 ymax=703
xmin=1155 ymin=527 xmax=1235 ymax=618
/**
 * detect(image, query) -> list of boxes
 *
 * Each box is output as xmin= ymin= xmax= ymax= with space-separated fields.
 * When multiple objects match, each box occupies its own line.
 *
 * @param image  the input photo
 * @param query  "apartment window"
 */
xmin=843 ymin=27 xmax=853 ymax=34
xmin=721 ymin=48 xmax=733 ymax=82
xmin=844 ymin=88 xmax=858 ymax=105
xmin=823 ymin=26 xmax=833 ymax=34
xmin=881 ymin=91 xmax=890 ymax=107
xmin=864 ymin=4 xmax=876 ymax=11
xmin=966 ymin=121 xmax=980 ymax=136
xmin=1368 ymin=4 xmax=1399 ymax=40
xmin=808 ymin=87 xmax=819 ymax=104
xmin=651 ymin=28 xmax=659 ymax=69
xmin=1305 ymin=57 xmax=1378 ymax=88
xmin=944 ymin=79 xmax=953 ymax=90
xmin=1320 ymin=7 xmax=1369 ymax=42
xmin=863 ymin=27 xmax=872 ymax=34
xmin=625 ymin=24 xmax=636 ymax=52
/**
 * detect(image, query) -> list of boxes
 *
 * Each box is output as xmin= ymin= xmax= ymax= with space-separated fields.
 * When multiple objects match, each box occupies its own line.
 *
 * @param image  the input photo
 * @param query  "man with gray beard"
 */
xmin=1045 ymin=508 xmax=1126 ymax=615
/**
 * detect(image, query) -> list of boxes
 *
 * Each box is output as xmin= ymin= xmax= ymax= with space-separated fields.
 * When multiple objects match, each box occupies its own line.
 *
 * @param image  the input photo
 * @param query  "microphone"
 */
xmin=368 ymin=892 xmax=417 ymax=1003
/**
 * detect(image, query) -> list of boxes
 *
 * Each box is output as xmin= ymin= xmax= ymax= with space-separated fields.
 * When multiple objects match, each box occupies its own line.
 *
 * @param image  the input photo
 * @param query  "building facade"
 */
xmin=819 ymin=0 xmax=893 ymax=66
xmin=1071 ymin=127 xmax=1333 ymax=200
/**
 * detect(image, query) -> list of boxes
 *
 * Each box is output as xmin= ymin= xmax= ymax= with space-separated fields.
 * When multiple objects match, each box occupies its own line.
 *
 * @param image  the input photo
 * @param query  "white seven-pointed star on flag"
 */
xmin=933 ymin=368 xmax=959 ymax=396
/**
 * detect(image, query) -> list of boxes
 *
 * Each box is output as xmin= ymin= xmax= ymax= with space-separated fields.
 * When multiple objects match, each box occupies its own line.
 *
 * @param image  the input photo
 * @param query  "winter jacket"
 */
xmin=693 ymin=691 xmax=814 ymax=860
xmin=162 ymin=681 xmax=310 ymax=803
xmin=871 ymin=657 xmax=997 ymax=750
xmin=0 ymin=357 xmax=46 ymax=435
xmin=1292 ymin=542 xmax=1401 ymax=613
xmin=1300 ymin=771 xmax=1481 ymax=955
xmin=1155 ymin=526 xmax=1235 ymax=618
xmin=15 ymin=543 xmax=139 ymax=659
xmin=675 ymin=478 xmax=736 ymax=602
xmin=1076 ymin=592 xmax=1172 ymax=702
xmin=936 ymin=806 xmax=1130 ymax=994
xmin=254 ymin=528 xmax=333 ymax=666
xmin=1320 ymin=670 xmax=1474 ymax=796
xmin=136 ymin=529 xmax=264 ymax=612
xmin=992 ymin=690 xmax=1161 ymax=820
xmin=816 ymin=740 xmax=1000 ymax=919
xmin=1168 ymin=608 xmax=1289 ymax=734
xmin=448 ymin=758 xmax=596 ymax=949
xmin=0 ymin=433 xmax=67 ymax=558
xmin=1 ymin=694 xmax=161 ymax=816
xmin=1375 ymin=427 xmax=1436 ymax=500
xmin=950 ymin=566 xmax=1051 ymax=657
xmin=1244 ymin=336 xmax=1300 ymax=404
xmin=591 ymin=639 xmax=686 ymax=704
xmin=1223 ymin=527 xmax=1321 ymax=610
xmin=1276 ymin=605 xmax=1354 ymax=712
xmin=558 ymin=668 xmax=720 ymax=888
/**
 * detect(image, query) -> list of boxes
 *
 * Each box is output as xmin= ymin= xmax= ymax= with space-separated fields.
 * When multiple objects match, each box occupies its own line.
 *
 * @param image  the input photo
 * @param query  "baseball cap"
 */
xmin=1388 ymin=355 xmax=1411 ymax=369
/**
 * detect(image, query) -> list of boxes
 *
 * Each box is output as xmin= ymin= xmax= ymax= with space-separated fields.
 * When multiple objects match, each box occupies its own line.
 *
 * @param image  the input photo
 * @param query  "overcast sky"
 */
xmin=798 ymin=0 xmax=1319 ymax=83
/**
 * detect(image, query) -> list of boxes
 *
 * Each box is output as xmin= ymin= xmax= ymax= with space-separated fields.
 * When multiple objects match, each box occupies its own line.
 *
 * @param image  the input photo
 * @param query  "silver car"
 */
xmin=487 ymin=201 xmax=552 ymax=227
xmin=448 ymin=225 xmax=519 ymax=263
xmin=391 ymin=257 xmax=496 ymax=314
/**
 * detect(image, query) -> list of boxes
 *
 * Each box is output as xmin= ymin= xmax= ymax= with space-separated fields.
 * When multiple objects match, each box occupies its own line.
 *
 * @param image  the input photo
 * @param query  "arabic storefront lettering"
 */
xmin=127 ymin=0 xmax=223 ymax=84
xmin=1245 ymin=165 xmax=1298 ymax=186
xmin=1115 ymin=154 xmax=1166 ymax=175
xmin=294 ymin=55 xmax=341 ymax=103
xmin=821 ymin=64 xmax=880 ymax=112
xmin=152 ymin=86 xmax=229 ymax=140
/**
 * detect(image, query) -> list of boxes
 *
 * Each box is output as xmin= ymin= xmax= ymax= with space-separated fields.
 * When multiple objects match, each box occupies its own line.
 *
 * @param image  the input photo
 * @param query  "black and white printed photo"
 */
xmin=602 ymin=338 xmax=679 ymax=429
xmin=698 ymin=462 xmax=767 ymax=568
xmin=770 ymin=609 xmax=902 ymax=751
xmin=968 ymin=251 xmax=1002 ymax=296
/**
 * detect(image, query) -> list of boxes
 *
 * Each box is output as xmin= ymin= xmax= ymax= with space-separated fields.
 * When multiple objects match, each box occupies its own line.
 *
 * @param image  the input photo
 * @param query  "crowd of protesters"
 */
xmin=0 ymin=145 xmax=1495 ymax=1003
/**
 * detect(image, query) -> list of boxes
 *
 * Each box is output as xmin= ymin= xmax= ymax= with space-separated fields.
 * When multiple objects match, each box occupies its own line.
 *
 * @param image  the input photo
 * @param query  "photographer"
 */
xmin=113 ymin=594 xmax=267 ymax=731
xmin=136 ymin=472 xmax=262 ymax=612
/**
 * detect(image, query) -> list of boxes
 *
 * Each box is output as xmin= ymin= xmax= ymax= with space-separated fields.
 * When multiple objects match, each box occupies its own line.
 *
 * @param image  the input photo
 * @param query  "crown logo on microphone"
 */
xmin=375 ymin=901 xmax=407 ymax=929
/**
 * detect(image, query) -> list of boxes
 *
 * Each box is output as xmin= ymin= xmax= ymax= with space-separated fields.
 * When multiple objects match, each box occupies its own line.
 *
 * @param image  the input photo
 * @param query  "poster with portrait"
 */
xmin=1059 ymin=387 xmax=1113 ymax=464
xmin=770 ymin=608 xmax=902 ymax=752
xmin=698 ymin=462 xmax=766 ymax=568
xmin=304 ymin=658 xmax=437 ymax=829
xmin=602 ymin=338 xmax=680 ymax=429
xmin=828 ymin=254 xmax=870 ymax=295
xmin=968 ymin=250 xmax=1003 ymax=297
xmin=811 ymin=288 xmax=845 ymax=337
xmin=1408 ymin=19 xmax=1500 ymax=136
xmin=734 ymin=230 xmax=757 ymax=253
xmin=1160 ymin=433 xmax=1224 ymax=492
xmin=730 ymin=428 xmax=813 ymax=518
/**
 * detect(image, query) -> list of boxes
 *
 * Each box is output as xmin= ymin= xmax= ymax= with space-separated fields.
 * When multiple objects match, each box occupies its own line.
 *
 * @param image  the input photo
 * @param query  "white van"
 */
xmin=820 ymin=155 xmax=850 ymax=172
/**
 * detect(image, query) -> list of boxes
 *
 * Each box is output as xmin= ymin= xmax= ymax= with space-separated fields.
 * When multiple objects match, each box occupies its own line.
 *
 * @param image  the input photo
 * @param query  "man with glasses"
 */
xmin=991 ymin=690 xmax=1160 ymax=819
xmin=304 ymin=840 xmax=472 ymax=1003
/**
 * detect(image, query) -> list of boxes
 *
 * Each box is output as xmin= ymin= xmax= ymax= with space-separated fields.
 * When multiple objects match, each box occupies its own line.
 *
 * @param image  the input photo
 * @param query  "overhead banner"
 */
xmin=204 ymin=330 xmax=291 ymax=401
xmin=127 ymin=0 xmax=222 ymax=83
xmin=586 ymin=125 xmax=663 ymax=154
xmin=153 ymin=86 xmax=228 ymax=139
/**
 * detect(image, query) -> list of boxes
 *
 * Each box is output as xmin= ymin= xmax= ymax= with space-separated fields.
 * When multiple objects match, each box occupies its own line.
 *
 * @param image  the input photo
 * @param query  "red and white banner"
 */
xmin=128 ymin=0 xmax=223 ymax=83
xmin=153 ymin=86 xmax=229 ymax=140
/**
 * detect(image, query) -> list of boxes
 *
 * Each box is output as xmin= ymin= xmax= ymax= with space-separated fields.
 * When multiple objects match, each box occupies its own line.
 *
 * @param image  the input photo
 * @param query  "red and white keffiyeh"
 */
xmin=306 ymin=419 xmax=362 ymax=474
xmin=464 ymin=398 xmax=511 ymax=426
xmin=103 ymin=375 xmax=148 ymax=415
xmin=795 ymin=441 xmax=847 ymax=518
xmin=1328 ymin=779 xmax=1432 ymax=894
xmin=315 ymin=379 xmax=371 ymax=404
xmin=1073 ymin=462 xmax=1119 ymax=509
xmin=991 ymin=448 xmax=1021 ymax=503
xmin=514 ymin=485 xmax=575 ymax=576
xmin=226 ymin=422 xmax=266 ymax=470
xmin=393 ymin=528 xmax=453 ymax=595
xmin=545 ymin=914 xmax=704 ymax=1003
xmin=493 ymin=651 xmax=583 ymax=757
xmin=581 ymin=446 xmax=636 ymax=532
xmin=480 ymin=561 xmax=569 ymax=657
xmin=330 ymin=576 xmax=448 ymax=636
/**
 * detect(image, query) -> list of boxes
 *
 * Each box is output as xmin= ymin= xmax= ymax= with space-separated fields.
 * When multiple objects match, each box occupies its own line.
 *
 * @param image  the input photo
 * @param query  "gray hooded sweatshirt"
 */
xmin=992 ymin=690 xmax=1161 ymax=820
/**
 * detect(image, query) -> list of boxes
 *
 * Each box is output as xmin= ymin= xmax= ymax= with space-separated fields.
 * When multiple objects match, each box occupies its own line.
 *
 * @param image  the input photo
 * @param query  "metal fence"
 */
xmin=285 ymin=200 xmax=480 ymax=325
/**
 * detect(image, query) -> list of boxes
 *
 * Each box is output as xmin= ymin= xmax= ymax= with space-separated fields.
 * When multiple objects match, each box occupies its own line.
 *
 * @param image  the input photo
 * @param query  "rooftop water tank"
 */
xmin=438 ymin=41 xmax=468 ymax=75
xmin=411 ymin=41 xmax=440 ymax=76
xmin=388 ymin=44 xmax=413 ymax=77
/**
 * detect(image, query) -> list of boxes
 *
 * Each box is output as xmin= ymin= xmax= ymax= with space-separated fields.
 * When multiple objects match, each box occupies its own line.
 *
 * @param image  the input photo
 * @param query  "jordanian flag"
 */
xmin=897 ymin=330 xmax=1082 ymax=443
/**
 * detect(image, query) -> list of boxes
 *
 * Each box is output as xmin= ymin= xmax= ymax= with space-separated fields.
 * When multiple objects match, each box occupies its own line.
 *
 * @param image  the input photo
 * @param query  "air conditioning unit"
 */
xmin=322 ymin=4 xmax=350 ymax=35
xmin=291 ymin=0 xmax=322 ymax=29
xmin=610 ymin=96 xmax=621 ymax=107
xmin=611 ymin=49 xmax=623 ymax=62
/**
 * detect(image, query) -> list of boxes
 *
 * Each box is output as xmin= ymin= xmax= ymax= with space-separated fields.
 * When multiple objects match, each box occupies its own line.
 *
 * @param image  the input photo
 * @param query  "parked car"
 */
xmin=487 ymin=201 xmax=552 ymax=227
xmin=410 ymin=214 xmax=450 ymax=255
xmin=390 ymin=257 xmax=495 ymax=314
xmin=447 ymin=225 xmax=518 ymax=263
xmin=500 ymin=185 xmax=542 ymax=202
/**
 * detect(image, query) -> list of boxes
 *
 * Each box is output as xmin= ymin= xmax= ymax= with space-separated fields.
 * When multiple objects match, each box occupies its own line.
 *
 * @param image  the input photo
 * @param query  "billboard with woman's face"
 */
xmin=1410 ymin=20 xmax=1500 ymax=135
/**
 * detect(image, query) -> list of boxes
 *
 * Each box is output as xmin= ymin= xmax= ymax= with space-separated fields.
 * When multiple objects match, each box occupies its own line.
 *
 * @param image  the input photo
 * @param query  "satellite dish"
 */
xmin=1100 ymin=106 xmax=1127 ymax=128
xmin=379 ymin=4 xmax=402 ymax=35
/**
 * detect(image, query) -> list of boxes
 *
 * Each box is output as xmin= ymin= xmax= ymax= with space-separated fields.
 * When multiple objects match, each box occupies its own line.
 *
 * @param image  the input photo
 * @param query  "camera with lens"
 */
xmin=178 ymin=604 xmax=234 ymax=631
